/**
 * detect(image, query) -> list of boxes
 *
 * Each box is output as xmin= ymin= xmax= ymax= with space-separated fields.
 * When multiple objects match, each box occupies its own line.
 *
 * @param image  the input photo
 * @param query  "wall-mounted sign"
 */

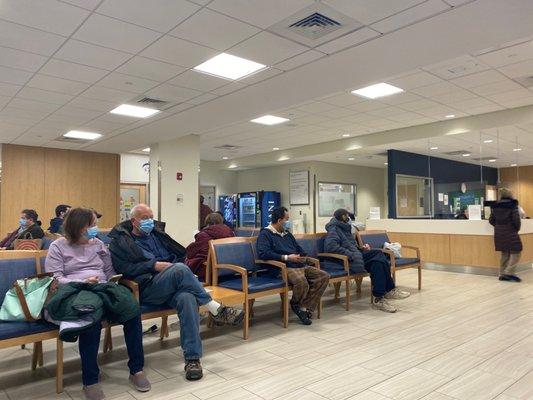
xmin=289 ymin=170 xmax=309 ymax=205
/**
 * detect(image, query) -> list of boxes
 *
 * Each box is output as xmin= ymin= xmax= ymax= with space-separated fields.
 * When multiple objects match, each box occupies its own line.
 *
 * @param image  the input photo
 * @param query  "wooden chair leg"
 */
xmin=31 ymin=341 xmax=42 ymax=370
xmin=248 ymin=298 xmax=255 ymax=319
xmin=56 ymin=338 xmax=64 ymax=394
xmin=243 ymin=299 xmax=250 ymax=340
xmin=345 ymin=279 xmax=350 ymax=311
xmin=38 ymin=342 xmax=44 ymax=366
xmin=333 ymin=282 xmax=341 ymax=301
xmin=282 ymin=291 xmax=289 ymax=328
xmin=317 ymin=299 xmax=322 ymax=319
xmin=418 ymin=266 xmax=422 ymax=290
xmin=160 ymin=316 xmax=169 ymax=340
xmin=355 ymin=277 xmax=362 ymax=294
xmin=103 ymin=326 xmax=113 ymax=353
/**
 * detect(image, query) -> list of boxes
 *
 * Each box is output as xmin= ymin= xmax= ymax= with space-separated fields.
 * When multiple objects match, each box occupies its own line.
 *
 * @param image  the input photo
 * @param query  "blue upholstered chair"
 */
xmin=41 ymin=236 xmax=56 ymax=250
xmin=294 ymin=233 xmax=368 ymax=312
xmin=0 ymin=251 xmax=63 ymax=393
xmin=357 ymin=230 xmax=422 ymax=290
xmin=234 ymin=228 xmax=260 ymax=237
xmin=209 ymin=237 xmax=288 ymax=339
xmin=96 ymin=229 xmax=112 ymax=245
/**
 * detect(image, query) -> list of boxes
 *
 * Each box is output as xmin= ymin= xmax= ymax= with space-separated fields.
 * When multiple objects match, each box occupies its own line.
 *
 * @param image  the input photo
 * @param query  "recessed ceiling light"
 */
xmin=384 ymin=162 xmax=388 ymax=165
xmin=430 ymin=146 xmax=439 ymax=150
xmin=445 ymin=128 xmax=469 ymax=135
xmin=194 ymin=53 xmax=266 ymax=80
xmin=228 ymin=164 xmax=237 ymax=169
xmin=351 ymin=83 xmax=404 ymax=99
xmin=110 ymin=104 xmax=159 ymax=118
xmin=63 ymin=130 xmax=102 ymax=140
xmin=251 ymin=115 xmax=289 ymax=125
xmin=462 ymin=153 xmax=471 ymax=157
xmin=142 ymin=147 xmax=150 ymax=152
xmin=348 ymin=157 xmax=355 ymax=161
xmin=445 ymin=114 xmax=455 ymax=118
xmin=513 ymin=148 xmax=522 ymax=151
xmin=278 ymin=156 xmax=290 ymax=161
xmin=510 ymin=163 xmax=517 ymax=167
xmin=272 ymin=147 xmax=280 ymax=151
xmin=489 ymin=159 xmax=496 ymax=162
xmin=222 ymin=156 xmax=228 ymax=160
xmin=483 ymin=139 xmax=493 ymax=143
xmin=342 ymin=134 xmax=350 ymax=138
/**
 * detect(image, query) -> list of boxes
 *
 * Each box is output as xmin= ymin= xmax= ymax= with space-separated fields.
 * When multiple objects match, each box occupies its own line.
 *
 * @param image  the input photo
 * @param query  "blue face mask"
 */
xmin=139 ymin=218 xmax=154 ymax=234
xmin=19 ymin=218 xmax=27 ymax=227
xmin=283 ymin=220 xmax=292 ymax=231
xmin=86 ymin=226 xmax=99 ymax=240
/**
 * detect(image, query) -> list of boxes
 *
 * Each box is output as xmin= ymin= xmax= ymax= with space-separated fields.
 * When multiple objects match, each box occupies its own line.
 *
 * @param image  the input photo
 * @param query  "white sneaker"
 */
xmin=385 ymin=288 xmax=410 ymax=300
xmin=372 ymin=298 xmax=397 ymax=313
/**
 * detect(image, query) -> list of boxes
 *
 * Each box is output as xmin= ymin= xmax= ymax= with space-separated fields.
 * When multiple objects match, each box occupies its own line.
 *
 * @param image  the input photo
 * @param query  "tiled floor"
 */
xmin=0 ymin=268 xmax=532 ymax=400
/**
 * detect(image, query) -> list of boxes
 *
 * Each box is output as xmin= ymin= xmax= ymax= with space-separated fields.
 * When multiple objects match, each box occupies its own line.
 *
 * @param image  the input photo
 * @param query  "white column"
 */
xmin=149 ymin=135 xmax=200 ymax=246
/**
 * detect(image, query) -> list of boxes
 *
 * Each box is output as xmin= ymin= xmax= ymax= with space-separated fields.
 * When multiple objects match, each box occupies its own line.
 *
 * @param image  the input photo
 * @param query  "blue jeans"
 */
xmin=140 ymin=263 xmax=212 ymax=360
xmin=79 ymin=315 xmax=144 ymax=386
xmin=362 ymin=250 xmax=395 ymax=298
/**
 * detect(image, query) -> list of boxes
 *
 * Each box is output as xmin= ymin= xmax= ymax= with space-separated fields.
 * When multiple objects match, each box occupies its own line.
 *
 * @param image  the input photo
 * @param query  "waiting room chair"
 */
xmin=356 ymin=230 xmax=422 ymax=290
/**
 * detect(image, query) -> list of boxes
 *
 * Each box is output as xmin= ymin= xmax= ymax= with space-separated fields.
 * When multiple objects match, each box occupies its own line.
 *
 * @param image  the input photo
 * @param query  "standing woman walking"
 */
xmin=489 ymin=188 xmax=523 ymax=282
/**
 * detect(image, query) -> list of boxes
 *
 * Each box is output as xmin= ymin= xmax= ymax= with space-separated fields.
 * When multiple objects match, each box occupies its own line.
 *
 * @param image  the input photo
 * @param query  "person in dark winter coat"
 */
xmin=108 ymin=204 xmax=244 ymax=381
xmin=0 ymin=209 xmax=45 ymax=249
xmin=48 ymin=204 xmax=71 ymax=234
xmin=489 ymin=188 xmax=523 ymax=282
xmin=185 ymin=213 xmax=235 ymax=281
xmin=324 ymin=209 xmax=410 ymax=313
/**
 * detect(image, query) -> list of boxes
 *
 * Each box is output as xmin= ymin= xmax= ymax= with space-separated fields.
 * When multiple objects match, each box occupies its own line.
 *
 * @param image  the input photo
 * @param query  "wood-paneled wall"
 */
xmin=0 ymin=144 xmax=120 ymax=236
xmin=500 ymin=165 xmax=533 ymax=216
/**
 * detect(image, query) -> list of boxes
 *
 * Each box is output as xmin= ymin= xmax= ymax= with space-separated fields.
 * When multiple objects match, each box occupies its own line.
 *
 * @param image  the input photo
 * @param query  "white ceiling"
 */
xmin=0 ymin=0 xmax=532 ymax=167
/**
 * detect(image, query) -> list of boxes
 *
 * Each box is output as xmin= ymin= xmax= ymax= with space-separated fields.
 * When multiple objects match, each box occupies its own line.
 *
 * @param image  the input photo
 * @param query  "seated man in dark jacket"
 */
xmin=48 ymin=204 xmax=71 ymax=234
xmin=324 ymin=209 xmax=410 ymax=313
xmin=109 ymin=204 xmax=244 ymax=381
xmin=256 ymin=206 xmax=329 ymax=325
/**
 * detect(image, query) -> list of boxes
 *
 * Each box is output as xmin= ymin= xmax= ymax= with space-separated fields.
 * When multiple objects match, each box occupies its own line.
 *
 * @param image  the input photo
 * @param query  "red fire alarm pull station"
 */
xmin=176 ymin=172 xmax=183 ymax=181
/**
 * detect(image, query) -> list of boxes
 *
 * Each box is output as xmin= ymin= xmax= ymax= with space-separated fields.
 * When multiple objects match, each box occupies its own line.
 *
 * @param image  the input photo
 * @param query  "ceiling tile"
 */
xmin=411 ymin=81 xmax=462 ymax=97
xmin=98 ymin=72 xmax=159 ymax=93
xmin=55 ymin=39 xmax=132 ymax=70
xmin=187 ymin=92 xmax=219 ymax=105
xmin=470 ymin=80 xmax=523 ymax=96
xmin=210 ymin=81 xmax=247 ymax=96
xmin=0 ymin=95 xmax=11 ymax=109
xmin=60 ymin=0 xmax=101 ymax=10
xmin=168 ymin=70 xmax=228 ymax=92
xmin=17 ymin=87 xmax=74 ymax=105
xmin=53 ymin=105 xmax=103 ymax=120
xmin=462 ymin=104 xmax=502 ymax=115
xmin=498 ymin=59 xmax=533 ymax=79
xmin=0 ymin=20 xmax=65 ymax=56
xmin=422 ymin=55 xmax=490 ymax=80
xmin=141 ymin=36 xmax=218 ymax=67
xmin=74 ymin=14 xmax=161 ymax=54
xmin=317 ymin=107 xmax=356 ymax=119
xmin=116 ymin=56 xmax=186 ymax=82
xmin=170 ymin=8 xmax=260 ymax=51
xmin=27 ymin=74 xmax=90 ymax=96
xmin=0 ymin=82 xmax=22 ymax=97
xmin=0 ymin=47 xmax=47 ymax=72
xmin=68 ymin=97 xmax=119 ymax=112
xmin=388 ymin=70 xmax=443 ymax=90
xmin=144 ymin=84 xmax=203 ymax=102
xmin=0 ymin=0 xmax=90 ymax=36
xmin=0 ymin=65 xmax=33 ymax=85
xmin=450 ymin=69 xmax=508 ymax=89
xmin=229 ymin=31 xmax=308 ymax=65
xmin=378 ymin=92 xmax=423 ymax=105
xmin=496 ymin=96 xmax=533 ymax=109
xmin=477 ymin=41 xmax=533 ymax=68
xmin=345 ymin=101 xmax=388 ymax=112
xmin=40 ymin=59 xmax=109 ymax=84
xmin=427 ymin=89 xmax=477 ymax=104
xmin=96 ymin=0 xmax=200 ymax=32
xmin=9 ymin=97 xmax=61 ymax=113
xmin=321 ymin=93 xmax=365 ymax=107
xmin=487 ymin=88 xmax=533 ymax=103
xmin=275 ymin=50 xmax=325 ymax=71
xmin=295 ymin=101 xmax=336 ymax=114
xmin=238 ymin=67 xmax=283 ymax=85
xmin=0 ymin=121 xmax=28 ymax=135
xmin=322 ymin=0 xmax=426 ymax=25
xmin=81 ymin=86 xmax=136 ymax=102
xmin=207 ymin=0 xmax=315 ymax=28
xmin=316 ymin=27 xmax=380 ymax=55
xmin=370 ymin=0 xmax=450 ymax=34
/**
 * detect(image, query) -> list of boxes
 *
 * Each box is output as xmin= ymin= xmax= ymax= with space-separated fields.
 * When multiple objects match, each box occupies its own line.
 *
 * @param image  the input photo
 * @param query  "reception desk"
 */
xmin=365 ymin=219 xmax=533 ymax=270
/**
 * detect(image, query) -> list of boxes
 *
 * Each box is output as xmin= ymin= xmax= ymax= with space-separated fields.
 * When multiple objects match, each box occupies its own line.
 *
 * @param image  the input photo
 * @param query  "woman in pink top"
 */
xmin=45 ymin=208 xmax=151 ymax=400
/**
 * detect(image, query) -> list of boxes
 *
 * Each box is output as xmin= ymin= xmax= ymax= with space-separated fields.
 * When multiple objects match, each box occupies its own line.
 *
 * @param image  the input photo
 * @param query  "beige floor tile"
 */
xmin=454 ymin=336 xmax=515 ymax=359
xmin=371 ymin=367 xmax=452 ymax=400
xmin=502 ymin=370 xmax=533 ymax=399
xmin=505 ymin=336 xmax=533 ymax=358
xmin=345 ymin=390 xmax=392 ymax=400
xmin=205 ymin=350 xmax=284 ymax=379
xmin=275 ymin=388 xmax=328 ymax=399
xmin=419 ymin=393 xmax=456 ymax=400
xmin=107 ymin=394 xmax=137 ymax=400
xmin=203 ymin=387 xmax=262 ymax=399
xmin=305 ymin=349 xmax=378 ymax=375
xmin=477 ymin=351 xmax=533 ymax=379
xmin=192 ymin=370 xmax=269 ymax=399
xmin=437 ymin=369 xmax=516 ymax=400
xmin=360 ymin=349 xmax=433 ymax=376
xmin=305 ymin=366 xmax=389 ymax=400
xmin=0 ymin=391 xmax=7 ymax=400
xmin=418 ymin=350 xmax=485 ymax=378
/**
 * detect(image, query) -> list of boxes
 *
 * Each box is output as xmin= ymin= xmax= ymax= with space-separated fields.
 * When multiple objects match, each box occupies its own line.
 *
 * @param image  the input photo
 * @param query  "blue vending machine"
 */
xmin=218 ymin=194 xmax=238 ymax=228
xmin=237 ymin=191 xmax=281 ymax=228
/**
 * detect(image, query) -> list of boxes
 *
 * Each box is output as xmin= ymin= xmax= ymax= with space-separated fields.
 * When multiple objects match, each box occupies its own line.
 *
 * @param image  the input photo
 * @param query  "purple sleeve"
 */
xmin=45 ymin=241 xmax=76 ymax=285
xmin=100 ymin=242 xmax=116 ymax=280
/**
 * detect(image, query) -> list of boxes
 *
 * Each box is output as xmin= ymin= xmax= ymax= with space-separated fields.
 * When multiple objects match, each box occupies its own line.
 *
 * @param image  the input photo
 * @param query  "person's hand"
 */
xmin=86 ymin=276 xmax=99 ymax=284
xmin=287 ymin=254 xmax=306 ymax=263
xmin=362 ymin=244 xmax=371 ymax=251
xmin=154 ymin=262 xmax=172 ymax=272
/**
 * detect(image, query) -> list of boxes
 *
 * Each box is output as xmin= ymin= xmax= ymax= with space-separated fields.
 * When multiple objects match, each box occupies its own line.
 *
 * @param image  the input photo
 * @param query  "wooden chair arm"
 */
xmin=255 ymin=259 xmax=288 ymax=282
xmin=317 ymin=253 xmax=350 ymax=272
xmin=214 ymin=263 xmax=247 ymax=275
xmin=306 ymin=257 xmax=321 ymax=269
xmin=401 ymin=245 xmax=421 ymax=258
xmin=119 ymin=278 xmax=139 ymax=302
xmin=380 ymin=248 xmax=396 ymax=268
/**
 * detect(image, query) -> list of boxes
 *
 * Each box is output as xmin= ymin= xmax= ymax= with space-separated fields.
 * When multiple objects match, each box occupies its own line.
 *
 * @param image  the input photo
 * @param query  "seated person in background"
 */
xmin=45 ymin=207 xmax=150 ymax=400
xmin=199 ymin=195 xmax=213 ymax=229
xmin=324 ymin=209 xmax=410 ymax=313
xmin=185 ymin=212 xmax=235 ymax=281
xmin=455 ymin=207 xmax=468 ymax=219
xmin=48 ymin=204 xmax=71 ymax=233
xmin=109 ymin=204 xmax=244 ymax=381
xmin=0 ymin=209 xmax=45 ymax=249
xmin=256 ymin=206 xmax=329 ymax=326
xmin=216 ymin=210 xmax=235 ymax=230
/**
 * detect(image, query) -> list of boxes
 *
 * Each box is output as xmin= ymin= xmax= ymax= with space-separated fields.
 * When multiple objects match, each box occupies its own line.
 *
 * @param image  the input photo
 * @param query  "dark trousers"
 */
xmin=78 ymin=315 xmax=144 ymax=386
xmin=363 ymin=250 xmax=395 ymax=298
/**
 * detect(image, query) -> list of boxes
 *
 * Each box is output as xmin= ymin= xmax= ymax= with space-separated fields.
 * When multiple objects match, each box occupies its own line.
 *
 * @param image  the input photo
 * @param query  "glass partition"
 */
xmin=395 ymin=174 xmax=433 ymax=218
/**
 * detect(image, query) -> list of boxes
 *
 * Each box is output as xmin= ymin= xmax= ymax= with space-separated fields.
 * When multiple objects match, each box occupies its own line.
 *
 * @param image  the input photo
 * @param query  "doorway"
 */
xmin=200 ymin=185 xmax=216 ymax=211
xmin=120 ymin=183 xmax=148 ymax=221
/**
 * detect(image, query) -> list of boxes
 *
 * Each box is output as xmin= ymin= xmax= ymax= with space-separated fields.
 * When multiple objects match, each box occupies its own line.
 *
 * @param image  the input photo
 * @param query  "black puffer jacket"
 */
xmin=324 ymin=218 xmax=365 ymax=273
xmin=108 ymin=221 xmax=186 ymax=291
xmin=489 ymin=198 xmax=522 ymax=252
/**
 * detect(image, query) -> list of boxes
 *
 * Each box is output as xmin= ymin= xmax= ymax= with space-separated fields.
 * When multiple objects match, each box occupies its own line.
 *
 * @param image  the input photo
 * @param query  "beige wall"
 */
xmin=0 ymin=144 xmax=120 ymax=236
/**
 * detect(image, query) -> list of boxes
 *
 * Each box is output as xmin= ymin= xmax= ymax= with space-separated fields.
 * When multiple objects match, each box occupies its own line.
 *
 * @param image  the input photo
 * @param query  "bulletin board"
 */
xmin=318 ymin=182 xmax=357 ymax=217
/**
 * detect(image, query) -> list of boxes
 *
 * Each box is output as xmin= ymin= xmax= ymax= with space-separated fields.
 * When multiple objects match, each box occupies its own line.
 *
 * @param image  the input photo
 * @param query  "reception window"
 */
xmin=396 ymin=174 xmax=433 ymax=218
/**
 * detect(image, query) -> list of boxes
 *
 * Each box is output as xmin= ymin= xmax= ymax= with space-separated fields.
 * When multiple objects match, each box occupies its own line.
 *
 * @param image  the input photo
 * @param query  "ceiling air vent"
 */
xmin=472 ymin=156 xmax=497 ymax=161
xmin=215 ymin=145 xmax=242 ymax=151
xmin=288 ymin=12 xmax=341 ymax=40
xmin=444 ymin=150 xmax=471 ymax=156
xmin=137 ymin=97 xmax=169 ymax=106
xmin=54 ymin=136 xmax=87 ymax=143
xmin=131 ymin=95 xmax=175 ymax=111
